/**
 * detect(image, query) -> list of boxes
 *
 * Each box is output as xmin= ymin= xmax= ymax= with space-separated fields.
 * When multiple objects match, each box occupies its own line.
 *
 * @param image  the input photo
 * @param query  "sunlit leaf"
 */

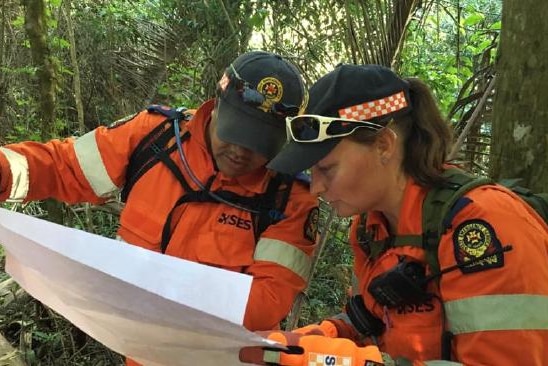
xmin=463 ymin=13 xmax=485 ymax=26
xmin=490 ymin=21 xmax=502 ymax=30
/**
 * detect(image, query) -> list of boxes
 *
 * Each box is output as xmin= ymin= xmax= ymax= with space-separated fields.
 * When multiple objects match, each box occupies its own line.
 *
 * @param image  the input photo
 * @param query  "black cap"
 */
xmin=268 ymin=64 xmax=412 ymax=174
xmin=216 ymin=51 xmax=307 ymax=160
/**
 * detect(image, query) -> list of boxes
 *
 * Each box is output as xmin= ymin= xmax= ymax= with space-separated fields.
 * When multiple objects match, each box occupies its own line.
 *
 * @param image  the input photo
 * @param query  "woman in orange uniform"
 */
xmin=241 ymin=64 xmax=548 ymax=365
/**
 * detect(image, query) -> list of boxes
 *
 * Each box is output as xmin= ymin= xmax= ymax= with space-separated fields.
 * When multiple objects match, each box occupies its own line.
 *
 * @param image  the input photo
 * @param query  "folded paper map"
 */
xmin=0 ymin=208 xmax=275 ymax=365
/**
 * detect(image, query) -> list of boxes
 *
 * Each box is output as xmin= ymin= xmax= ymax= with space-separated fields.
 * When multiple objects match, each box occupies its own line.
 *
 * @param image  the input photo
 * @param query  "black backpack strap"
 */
xmin=146 ymin=104 xmax=188 ymax=120
xmin=521 ymin=192 xmax=548 ymax=222
xmin=160 ymin=175 xmax=218 ymax=253
xmin=122 ymin=105 xmax=192 ymax=202
xmin=355 ymin=215 xmax=387 ymax=260
xmin=355 ymin=214 xmax=423 ymax=260
xmin=122 ymin=119 xmax=173 ymax=201
xmin=355 ymin=213 xmax=372 ymax=256
xmin=254 ymin=173 xmax=294 ymax=240
xmin=152 ymin=131 xmax=193 ymax=192
xmin=498 ymin=178 xmax=548 ymax=223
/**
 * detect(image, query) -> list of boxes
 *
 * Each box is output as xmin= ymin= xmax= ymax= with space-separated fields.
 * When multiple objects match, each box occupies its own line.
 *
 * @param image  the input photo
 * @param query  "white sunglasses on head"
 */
xmin=286 ymin=114 xmax=384 ymax=143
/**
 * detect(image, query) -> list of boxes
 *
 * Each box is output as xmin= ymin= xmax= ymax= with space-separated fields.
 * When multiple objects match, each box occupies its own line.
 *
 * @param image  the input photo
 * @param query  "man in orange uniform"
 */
xmin=240 ymin=64 xmax=548 ymax=365
xmin=0 ymin=51 xmax=319 ymax=365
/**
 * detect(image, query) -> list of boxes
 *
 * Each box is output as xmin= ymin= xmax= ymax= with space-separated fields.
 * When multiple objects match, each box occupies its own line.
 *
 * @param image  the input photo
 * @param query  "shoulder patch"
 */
xmin=107 ymin=112 xmax=139 ymax=129
xmin=453 ymin=219 xmax=504 ymax=274
xmin=304 ymin=207 xmax=320 ymax=242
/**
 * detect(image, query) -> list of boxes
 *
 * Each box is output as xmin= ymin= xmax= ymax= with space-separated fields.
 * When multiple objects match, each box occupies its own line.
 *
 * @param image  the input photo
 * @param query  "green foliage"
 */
xmin=490 ymin=21 xmax=501 ymax=30
xmin=296 ymin=203 xmax=355 ymax=326
xmin=0 ymin=66 xmax=37 ymax=75
xmin=248 ymin=7 xmax=269 ymax=30
xmin=399 ymin=0 xmax=501 ymax=118
xmin=155 ymin=63 xmax=204 ymax=107
xmin=7 ymin=125 xmax=42 ymax=142
xmin=298 ymin=231 xmax=353 ymax=325
xmin=0 ymin=290 xmax=124 ymax=365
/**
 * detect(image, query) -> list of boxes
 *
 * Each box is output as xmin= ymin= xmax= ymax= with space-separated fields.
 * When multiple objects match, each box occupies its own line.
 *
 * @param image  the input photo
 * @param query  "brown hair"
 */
xmin=349 ymin=77 xmax=452 ymax=188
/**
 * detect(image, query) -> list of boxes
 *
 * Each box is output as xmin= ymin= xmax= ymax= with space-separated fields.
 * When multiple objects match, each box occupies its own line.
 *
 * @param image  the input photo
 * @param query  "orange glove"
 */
xmin=239 ymin=331 xmax=384 ymax=366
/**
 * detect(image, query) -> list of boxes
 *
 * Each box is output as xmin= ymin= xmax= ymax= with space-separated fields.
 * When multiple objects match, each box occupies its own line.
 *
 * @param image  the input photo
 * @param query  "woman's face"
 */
xmin=310 ymin=138 xmax=391 ymax=217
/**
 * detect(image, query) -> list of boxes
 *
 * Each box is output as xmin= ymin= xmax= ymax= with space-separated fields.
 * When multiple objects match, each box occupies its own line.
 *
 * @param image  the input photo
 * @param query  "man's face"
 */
xmin=208 ymin=112 xmax=269 ymax=178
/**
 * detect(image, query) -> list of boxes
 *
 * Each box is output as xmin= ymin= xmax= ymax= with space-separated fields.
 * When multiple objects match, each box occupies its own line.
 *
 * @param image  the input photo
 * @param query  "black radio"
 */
xmin=367 ymin=257 xmax=430 ymax=308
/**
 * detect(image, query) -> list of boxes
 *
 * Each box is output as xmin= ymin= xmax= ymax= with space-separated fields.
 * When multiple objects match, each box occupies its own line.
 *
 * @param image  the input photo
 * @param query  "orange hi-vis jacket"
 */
xmin=0 ymin=100 xmax=317 ymax=332
xmin=335 ymin=177 xmax=548 ymax=365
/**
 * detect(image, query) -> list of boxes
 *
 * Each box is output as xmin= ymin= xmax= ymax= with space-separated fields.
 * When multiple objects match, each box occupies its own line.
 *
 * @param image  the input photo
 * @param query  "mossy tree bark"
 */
xmin=23 ymin=0 xmax=64 ymax=224
xmin=490 ymin=0 xmax=548 ymax=191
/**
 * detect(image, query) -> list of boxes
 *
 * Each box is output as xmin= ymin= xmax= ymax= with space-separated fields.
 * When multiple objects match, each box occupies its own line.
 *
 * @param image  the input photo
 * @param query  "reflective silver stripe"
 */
xmin=263 ymin=350 xmax=281 ymax=364
xmin=0 ymin=147 xmax=29 ymax=202
xmin=74 ymin=131 xmax=117 ymax=197
xmin=254 ymin=238 xmax=312 ymax=280
xmin=446 ymin=294 xmax=548 ymax=334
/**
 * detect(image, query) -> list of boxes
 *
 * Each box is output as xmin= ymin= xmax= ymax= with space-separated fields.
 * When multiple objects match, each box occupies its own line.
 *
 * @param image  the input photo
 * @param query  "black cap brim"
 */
xmin=267 ymin=138 xmax=341 ymax=175
xmin=216 ymin=91 xmax=286 ymax=160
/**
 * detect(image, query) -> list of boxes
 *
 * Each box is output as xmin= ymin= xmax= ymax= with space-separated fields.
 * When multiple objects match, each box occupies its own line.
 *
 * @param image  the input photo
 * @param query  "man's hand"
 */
xmin=239 ymin=331 xmax=384 ymax=365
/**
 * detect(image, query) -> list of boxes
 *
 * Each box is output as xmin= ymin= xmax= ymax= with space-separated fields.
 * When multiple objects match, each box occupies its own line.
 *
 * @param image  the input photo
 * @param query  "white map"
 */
xmin=0 ymin=208 xmax=276 ymax=365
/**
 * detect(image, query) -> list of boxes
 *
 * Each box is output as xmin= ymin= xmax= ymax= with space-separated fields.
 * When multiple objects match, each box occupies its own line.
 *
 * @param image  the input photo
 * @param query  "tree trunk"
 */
xmin=489 ymin=0 xmax=548 ymax=192
xmin=23 ymin=0 xmax=64 ymax=224
xmin=0 ymin=2 xmax=10 ymax=140
xmin=62 ymin=0 xmax=85 ymax=135
xmin=23 ymin=0 xmax=56 ymax=140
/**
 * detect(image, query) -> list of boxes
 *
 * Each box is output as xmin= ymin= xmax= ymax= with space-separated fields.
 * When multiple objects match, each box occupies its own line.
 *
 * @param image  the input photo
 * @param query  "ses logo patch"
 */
xmin=308 ymin=352 xmax=352 ymax=366
xmin=217 ymin=213 xmax=252 ymax=231
xmin=308 ymin=352 xmax=383 ymax=366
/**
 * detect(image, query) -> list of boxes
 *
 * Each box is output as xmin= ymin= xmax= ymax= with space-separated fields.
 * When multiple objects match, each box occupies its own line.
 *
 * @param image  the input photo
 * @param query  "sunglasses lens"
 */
xmin=290 ymin=116 xmax=321 ymax=141
xmin=326 ymin=120 xmax=362 ymax=135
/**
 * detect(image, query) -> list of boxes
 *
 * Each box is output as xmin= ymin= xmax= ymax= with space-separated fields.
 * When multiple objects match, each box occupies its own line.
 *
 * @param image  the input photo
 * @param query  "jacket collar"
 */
xmin=366 ymin=177 xmax=428 ymax=237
